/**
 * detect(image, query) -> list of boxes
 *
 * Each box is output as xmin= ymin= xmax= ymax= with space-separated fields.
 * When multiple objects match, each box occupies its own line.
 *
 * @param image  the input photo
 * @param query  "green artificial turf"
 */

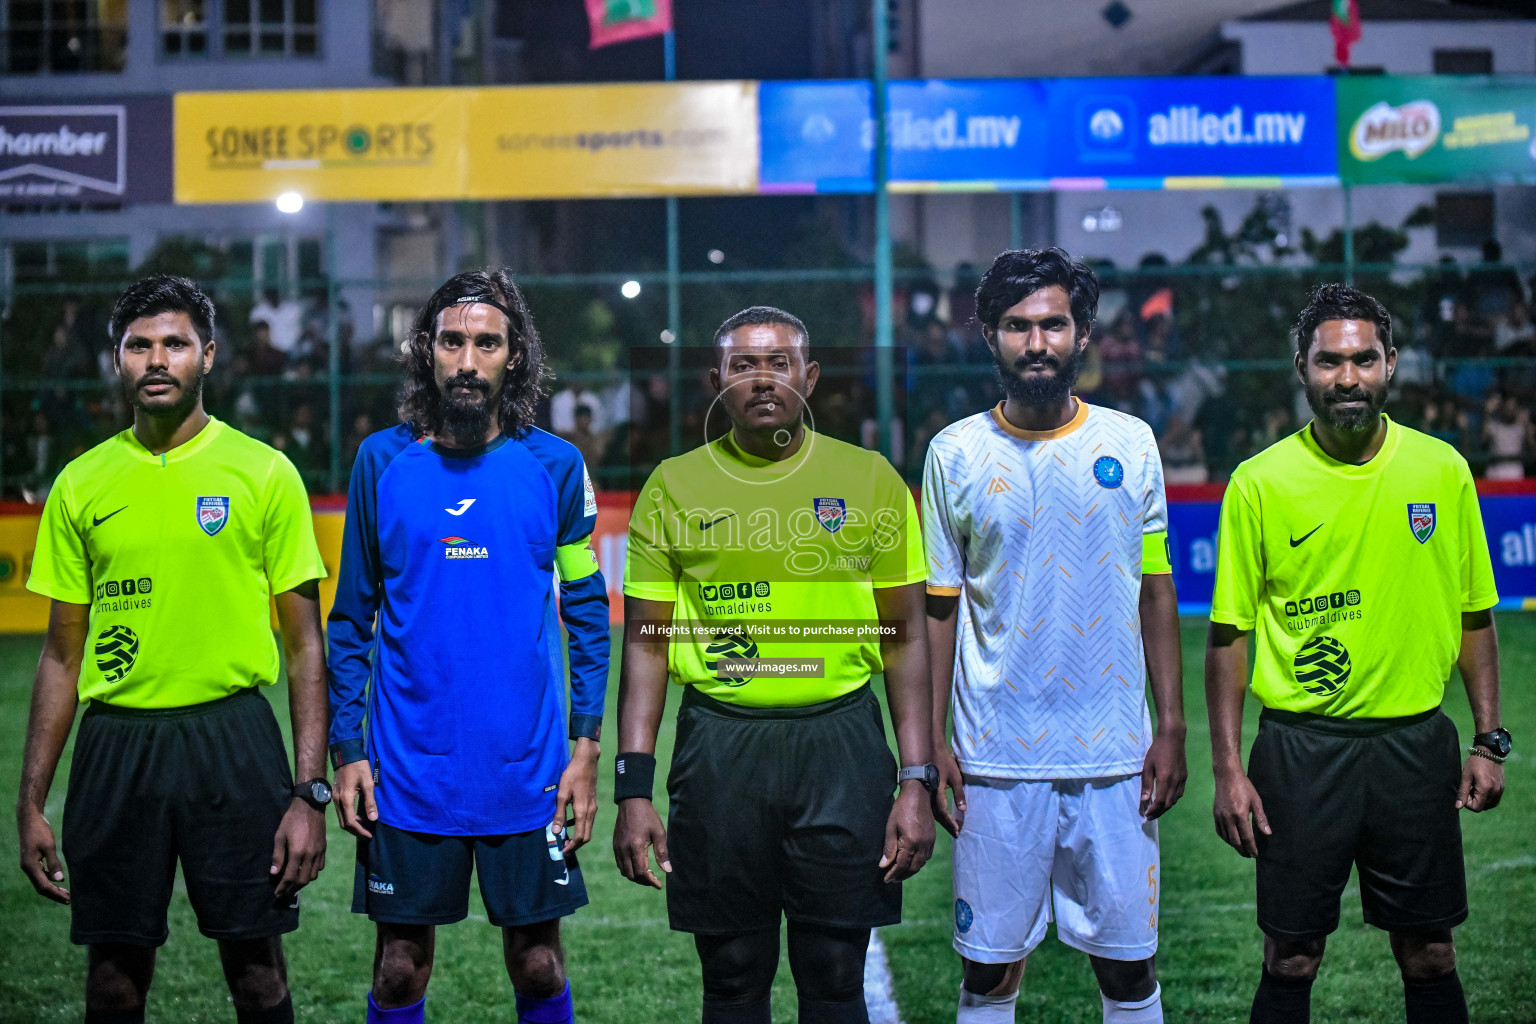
xmin=0 ymin=620 xmax=1531 ymax=1022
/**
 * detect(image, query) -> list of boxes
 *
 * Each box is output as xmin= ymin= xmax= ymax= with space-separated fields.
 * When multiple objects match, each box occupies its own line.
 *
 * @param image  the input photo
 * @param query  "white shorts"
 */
xmin=952 ymin=773 xmax=1159 ymax=963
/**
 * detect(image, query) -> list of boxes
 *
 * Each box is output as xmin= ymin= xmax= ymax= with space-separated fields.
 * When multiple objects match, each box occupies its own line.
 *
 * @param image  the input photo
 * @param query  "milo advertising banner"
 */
xmin=1339 ymin=75 xmax=1536 ymax=185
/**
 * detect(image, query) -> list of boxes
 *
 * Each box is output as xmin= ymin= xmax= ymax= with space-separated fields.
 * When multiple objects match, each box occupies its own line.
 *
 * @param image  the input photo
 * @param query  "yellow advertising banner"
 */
xmin=175 ymin=88 xmax=469 ymax=203
xmin=175 ymin=82 xmax=758 ymax=203
xmin=463 ymin=81 xmax=758 ymax=198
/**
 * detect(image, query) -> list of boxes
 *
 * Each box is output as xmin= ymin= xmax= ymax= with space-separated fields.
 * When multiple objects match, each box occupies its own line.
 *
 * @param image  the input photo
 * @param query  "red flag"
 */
xmin=1330 ymin=0 xmax=1362 ymax=67
xmin=586 ymin=0 xmax=672 ymax=49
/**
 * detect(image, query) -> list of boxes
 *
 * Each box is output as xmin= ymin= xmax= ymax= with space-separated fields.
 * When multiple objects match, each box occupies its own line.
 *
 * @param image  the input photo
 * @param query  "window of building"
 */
xmin=2 ymin=0 xmax=128 ymax=73
xmin=1433 ymin=48 xmax=1493 ymax=75
xmin=161 ymin=0 xmax=207 ymax=55
xmin=160 ymin=0 xmax=316 ymax=58
xmin=223 ymin=0 xmax=317 ymax=57
xmin=1435 ymin=192 xmax=1495 ymax=250
xmin=9 ymin=238 xmax=130 ymax=281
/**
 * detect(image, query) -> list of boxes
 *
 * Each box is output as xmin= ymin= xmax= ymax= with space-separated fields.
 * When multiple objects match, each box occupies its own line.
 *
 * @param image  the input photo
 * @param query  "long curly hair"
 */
xmin=398 ymin=269 xmax=550 ymax=438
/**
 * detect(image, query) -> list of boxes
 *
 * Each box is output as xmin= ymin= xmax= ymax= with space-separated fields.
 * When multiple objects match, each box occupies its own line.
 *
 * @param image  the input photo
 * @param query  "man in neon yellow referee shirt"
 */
xmin=1207 ymin=284 xmax=1506 ymax=1024
xmin=18 ymin=276 xmax=329 ymax=1024
xmin=612 ymin=306 xmax=935 ymax=1024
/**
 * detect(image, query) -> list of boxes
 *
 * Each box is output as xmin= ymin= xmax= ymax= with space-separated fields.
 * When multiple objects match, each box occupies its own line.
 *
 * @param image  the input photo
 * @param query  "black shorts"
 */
xmin=1249 ymin=707 xmax=1467 ymax=942
xmin=352 ymin=822 xmax=587 ymax=928
xmin=665 ymin=682 xmax=901 ymax=935
xmin=62 ymin=688 xmax=298 ymax=947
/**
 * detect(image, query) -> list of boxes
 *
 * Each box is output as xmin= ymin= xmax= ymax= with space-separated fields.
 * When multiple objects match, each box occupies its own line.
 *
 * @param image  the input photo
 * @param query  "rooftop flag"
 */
xmin=586 ymin=0 xmax=672 ymax=49
xmin=1330 ymin=0 xmax=1362 ymax=68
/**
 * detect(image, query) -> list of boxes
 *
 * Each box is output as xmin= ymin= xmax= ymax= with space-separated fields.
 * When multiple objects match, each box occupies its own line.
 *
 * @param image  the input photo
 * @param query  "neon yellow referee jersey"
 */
xmin=624 ymin=430 xmax=925 ymax=707
xmin=27 ymin=418 xmax=326 ymax=708
xmin=1211 ymin=417 xmax=1497 ymax=718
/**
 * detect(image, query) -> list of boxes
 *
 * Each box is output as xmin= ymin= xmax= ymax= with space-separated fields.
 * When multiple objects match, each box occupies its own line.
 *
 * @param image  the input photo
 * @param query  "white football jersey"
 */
xmin=922 ymin=401 xmax=1170 ymax=780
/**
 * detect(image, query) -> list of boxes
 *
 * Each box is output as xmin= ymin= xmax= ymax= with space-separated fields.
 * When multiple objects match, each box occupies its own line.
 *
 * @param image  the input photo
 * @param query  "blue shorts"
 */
xmin=352 ymin=822 xmax=588 ymax=927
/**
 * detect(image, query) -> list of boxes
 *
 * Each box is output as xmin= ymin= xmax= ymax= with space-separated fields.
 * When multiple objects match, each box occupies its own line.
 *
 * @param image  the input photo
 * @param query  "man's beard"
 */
xmin=438 ymin=371 xmax=496 ymax=447
xmin=993 ymin=345 xmax=1084 ymax=407
xmin=1305 ymin=380 xmax=1386 ymax=433
xmin=124 ymin=366 xmax=203 ymax=419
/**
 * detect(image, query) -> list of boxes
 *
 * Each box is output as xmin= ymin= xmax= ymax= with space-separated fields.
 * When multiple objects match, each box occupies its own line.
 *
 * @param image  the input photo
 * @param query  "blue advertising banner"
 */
xmin=886 ymin=79 xmax=1049 ymax=190
xmin=758 ymin=80 xmax=871 ymax=194
xmin=759 ymin=76 xmax=1338 ymax=194
xmin=1043 ymin=76 xmax=1338 ymax=188
xmin=1165 ymin=493 xmax=1536 ymax=616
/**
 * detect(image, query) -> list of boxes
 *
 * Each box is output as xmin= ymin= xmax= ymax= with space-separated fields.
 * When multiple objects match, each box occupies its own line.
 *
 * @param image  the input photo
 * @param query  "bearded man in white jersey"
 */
xmin=921 ymin=247 xmax=1187 ymax=1024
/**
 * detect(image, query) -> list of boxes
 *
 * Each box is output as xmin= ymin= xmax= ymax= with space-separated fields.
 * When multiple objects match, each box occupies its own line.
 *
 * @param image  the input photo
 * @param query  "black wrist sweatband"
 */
xmin=614 ymin=752 xmax=657 ymax=803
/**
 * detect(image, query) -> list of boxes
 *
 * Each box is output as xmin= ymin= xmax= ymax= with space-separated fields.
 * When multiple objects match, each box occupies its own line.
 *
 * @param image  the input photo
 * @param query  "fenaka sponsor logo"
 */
xmin=440 ymin=536 xmax=489 ymax=560
xmin=0 ymin=105 xmax=125 ymax=199
xmin=203 ymin=121 xmax=435 ymax=169
xmin=1350 ymin=100 xmax=1441 ymax=162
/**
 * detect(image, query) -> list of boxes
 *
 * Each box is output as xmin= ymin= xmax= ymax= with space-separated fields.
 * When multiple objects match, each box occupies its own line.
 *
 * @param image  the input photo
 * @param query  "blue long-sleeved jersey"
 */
xmin=327 ymin=425 xmax=609 ymax=835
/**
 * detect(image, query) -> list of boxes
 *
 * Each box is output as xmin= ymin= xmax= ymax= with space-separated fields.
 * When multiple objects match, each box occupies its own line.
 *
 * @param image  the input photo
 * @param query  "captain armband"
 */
xmin=555 ymin=536 xmax=601 ymax=583
xmin=1143 ymin=530 xmax=1173 ymax=575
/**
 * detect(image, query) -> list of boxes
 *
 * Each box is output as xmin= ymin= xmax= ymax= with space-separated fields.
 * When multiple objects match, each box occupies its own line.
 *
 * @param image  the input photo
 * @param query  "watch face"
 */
xmin=309 ymin=780 xmax=333 ymax=804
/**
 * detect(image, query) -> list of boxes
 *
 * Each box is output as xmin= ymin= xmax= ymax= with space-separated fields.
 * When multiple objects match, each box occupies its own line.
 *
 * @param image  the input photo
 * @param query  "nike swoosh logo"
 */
xmin=446 ymin=499 xmax=475 ymax=516
xmin=1289 ymin=524 xmax=1323 ymax=547
xmin=698 ymin=513 xmax=736 ymax=531
xmin=92 ymin=506 xmax=127 ymax=527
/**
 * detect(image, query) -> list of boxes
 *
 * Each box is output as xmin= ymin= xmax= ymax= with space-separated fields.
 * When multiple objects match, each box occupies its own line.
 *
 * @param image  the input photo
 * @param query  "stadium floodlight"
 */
xmin=621 ymin=280 xmax=642 ymax=299
xmin=707 ymin=249 xmax=725 ymax=264
xmin=275 ymin=191 xmax=304 ymax=214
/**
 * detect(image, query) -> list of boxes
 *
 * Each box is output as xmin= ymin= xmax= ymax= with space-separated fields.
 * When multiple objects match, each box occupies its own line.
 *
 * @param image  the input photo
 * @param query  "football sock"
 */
xmin=516 ymin=980 xmax=575 ymax=1024
xmin=797 ymin=996 xmax=870 ymax=1024
xmin=235 ymin=992 xmax=294 ymax=1024
xmin=367 ymin=991 xmax=425 ymax=1024
xmin=1102 ymin=982 xmax=1162 ymax=1023
xmin=957 ymin=986 xmax=1018 ymax=1023
xmin=1250 ymin=966 xmax=1312 ymax=1024
xmin=1404 ymin=970 xmax=1469 ymax=1024
xmin=83 ymin=1009 xmax=145 ymax=1024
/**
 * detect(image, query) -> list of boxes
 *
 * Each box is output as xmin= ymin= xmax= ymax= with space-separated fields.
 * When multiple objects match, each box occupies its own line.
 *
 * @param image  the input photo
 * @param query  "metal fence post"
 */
xmin=326 ymin=204 xmax=342 ymax=494
xmin=872 ymin=0 xmax=894 ymax=460
xmin=665 ymin=30 xmax=682 ymax=458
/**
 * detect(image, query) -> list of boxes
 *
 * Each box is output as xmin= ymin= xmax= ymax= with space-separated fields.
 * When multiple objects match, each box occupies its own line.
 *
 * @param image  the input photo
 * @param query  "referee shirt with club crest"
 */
xmin=1211 ymin=417 xmax=1497 ymax=719
xmin=26 ymin=417 xmax=325 ymax=708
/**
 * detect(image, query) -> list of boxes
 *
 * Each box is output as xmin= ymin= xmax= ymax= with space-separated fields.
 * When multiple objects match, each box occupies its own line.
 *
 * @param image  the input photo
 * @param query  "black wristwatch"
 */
xmin=897 ymin=763 xmax=939 ymax=794
xmin=292 ymin=777 xmax=333 ymax=811
xmin=1472 ymin=728 xmax=1512 ymax=759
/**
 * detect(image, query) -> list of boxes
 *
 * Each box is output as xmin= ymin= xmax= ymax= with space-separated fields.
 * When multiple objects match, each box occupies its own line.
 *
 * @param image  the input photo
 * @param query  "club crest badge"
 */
xmin=1093 ymin=455 xmax=1124 ymax=489
xmin=814 ymin=497 xmax=847 ymax=534
xmin=197 ymin=496 xmax=229 ymax=536
xmin=1408 ymin=503 xmax=1436 ymax=544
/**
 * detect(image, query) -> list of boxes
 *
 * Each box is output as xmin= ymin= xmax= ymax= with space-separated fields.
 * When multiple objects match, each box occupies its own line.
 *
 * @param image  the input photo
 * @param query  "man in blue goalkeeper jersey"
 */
xmin=328 ymin=269 xmax=610 ymax=1024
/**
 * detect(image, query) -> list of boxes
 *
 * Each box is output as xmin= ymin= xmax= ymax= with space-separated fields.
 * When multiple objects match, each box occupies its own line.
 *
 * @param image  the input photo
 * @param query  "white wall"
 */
xmin=1225 ymin=20 xmax=1536 ymax=75
xmin=916 ymin=0 xmax=1288 ymax=78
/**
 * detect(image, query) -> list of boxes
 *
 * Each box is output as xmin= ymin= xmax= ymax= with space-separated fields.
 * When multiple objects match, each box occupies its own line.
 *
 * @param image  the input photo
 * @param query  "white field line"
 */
xmin=865 ymin=929 xmax=904 ymax=1024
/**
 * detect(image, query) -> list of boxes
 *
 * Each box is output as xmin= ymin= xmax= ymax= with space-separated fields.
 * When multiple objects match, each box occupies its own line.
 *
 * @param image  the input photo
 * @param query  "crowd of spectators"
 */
xmin=6 ymin=249 xmax=1536 ymax=501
